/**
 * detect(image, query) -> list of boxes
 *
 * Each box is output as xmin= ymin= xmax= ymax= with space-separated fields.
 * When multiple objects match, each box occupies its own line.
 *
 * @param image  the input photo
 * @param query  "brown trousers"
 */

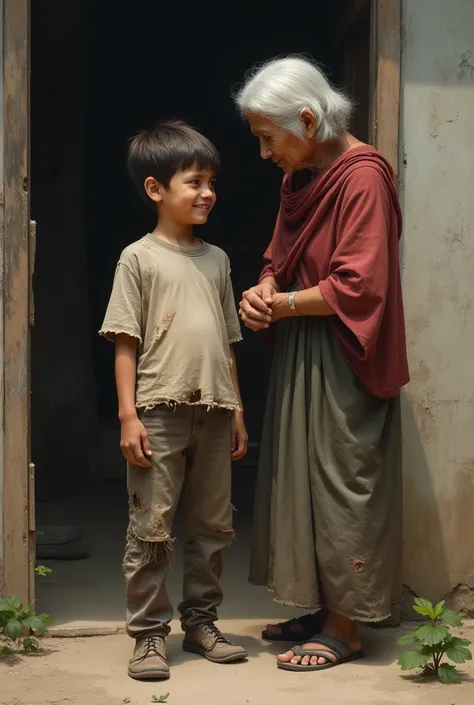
xmin=123 ymin=405 xmax=233 ymax=638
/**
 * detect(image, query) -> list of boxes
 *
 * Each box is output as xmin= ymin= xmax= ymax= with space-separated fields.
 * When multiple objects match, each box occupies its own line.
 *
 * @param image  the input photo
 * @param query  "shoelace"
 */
xmin=203 ymin=622 xmax=233 ymax=645
xmin=137 ymin=635 xmax=163 ymax=661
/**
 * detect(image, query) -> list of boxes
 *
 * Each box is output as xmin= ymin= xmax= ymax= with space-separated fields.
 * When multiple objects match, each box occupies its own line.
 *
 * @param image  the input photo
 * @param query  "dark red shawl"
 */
xmin=260 ymin=146 xmax=409 ymax=398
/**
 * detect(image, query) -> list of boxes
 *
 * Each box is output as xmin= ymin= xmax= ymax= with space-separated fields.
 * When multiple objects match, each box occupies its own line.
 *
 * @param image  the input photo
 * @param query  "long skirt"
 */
xmin=249 ymin=316 xmax=402 ymax=623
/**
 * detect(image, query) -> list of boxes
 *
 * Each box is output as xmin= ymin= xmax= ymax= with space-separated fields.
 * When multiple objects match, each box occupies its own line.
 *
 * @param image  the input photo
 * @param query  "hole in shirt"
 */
xmin=188 ymin=389 xmax=202 ymax=404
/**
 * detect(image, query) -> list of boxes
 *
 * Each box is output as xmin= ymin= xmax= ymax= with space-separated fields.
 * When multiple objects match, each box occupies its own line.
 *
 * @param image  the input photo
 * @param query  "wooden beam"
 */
xmin=3 ymin=0 xmax=31 ymax=602
xmin=370 ymin=0 xmax=401 ymax=174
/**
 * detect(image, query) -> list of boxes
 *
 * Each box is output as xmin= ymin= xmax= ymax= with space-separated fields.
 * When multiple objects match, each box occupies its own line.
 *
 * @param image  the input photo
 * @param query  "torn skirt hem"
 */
xmin=252 ymin=581 xmax=400 ymax=624
xmin=272 ymin=596 xmax=395 ymax=624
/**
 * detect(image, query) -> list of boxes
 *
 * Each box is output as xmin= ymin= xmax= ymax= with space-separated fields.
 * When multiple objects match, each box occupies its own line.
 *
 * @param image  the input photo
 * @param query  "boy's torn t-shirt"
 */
xmin=100 ymin=234 xmax=242 ymax=411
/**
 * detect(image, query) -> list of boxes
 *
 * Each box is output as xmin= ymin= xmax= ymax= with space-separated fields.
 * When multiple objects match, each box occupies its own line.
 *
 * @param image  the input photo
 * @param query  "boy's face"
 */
xmin=147 ymin=166 xmax=216 ymax=225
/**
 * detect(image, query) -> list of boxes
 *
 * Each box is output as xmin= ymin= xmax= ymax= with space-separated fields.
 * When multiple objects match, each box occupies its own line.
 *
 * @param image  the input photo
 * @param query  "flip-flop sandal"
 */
xmin=276 ymin=633 xmax=363 ymax=672
xmin=262 ymin=611 xmax=327 ymax=642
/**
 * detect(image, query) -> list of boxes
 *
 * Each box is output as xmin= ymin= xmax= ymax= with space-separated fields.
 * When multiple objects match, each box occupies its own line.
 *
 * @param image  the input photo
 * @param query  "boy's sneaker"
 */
xmin=128 ymin=635 xmax=170 ymax=680
xmin=183 ymin=623 xmax=248 ymax=663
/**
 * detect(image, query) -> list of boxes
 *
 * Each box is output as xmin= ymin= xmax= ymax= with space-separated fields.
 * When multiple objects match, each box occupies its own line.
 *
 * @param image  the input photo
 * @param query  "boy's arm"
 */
xmin=116 ymin=334 xmax=152 ymax=468
xmin=230 ymin=346 xmax=248 ymax=461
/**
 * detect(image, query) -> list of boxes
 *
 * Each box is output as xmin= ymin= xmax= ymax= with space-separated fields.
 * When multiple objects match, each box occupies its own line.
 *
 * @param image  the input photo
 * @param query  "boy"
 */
xmin=100 ymin=120 xmax=248 ymax=680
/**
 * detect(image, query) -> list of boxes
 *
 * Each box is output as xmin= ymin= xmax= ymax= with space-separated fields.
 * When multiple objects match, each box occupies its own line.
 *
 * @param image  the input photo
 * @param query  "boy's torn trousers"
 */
xmin=123 ymin=404 xmax=234 ymax=637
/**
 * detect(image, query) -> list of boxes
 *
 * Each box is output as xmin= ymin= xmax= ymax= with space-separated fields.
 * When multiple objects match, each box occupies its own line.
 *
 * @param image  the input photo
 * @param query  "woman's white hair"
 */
xmin=235 ymin=55 xmax=353 ymax=143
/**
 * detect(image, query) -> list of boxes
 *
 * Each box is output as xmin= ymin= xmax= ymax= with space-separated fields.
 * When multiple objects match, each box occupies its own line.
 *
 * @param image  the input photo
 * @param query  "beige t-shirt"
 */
xmin=100 ymin=234 xmax=242 ymax=411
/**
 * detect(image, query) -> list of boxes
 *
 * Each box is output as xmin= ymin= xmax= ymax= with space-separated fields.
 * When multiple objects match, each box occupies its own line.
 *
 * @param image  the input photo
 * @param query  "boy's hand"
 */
xmin=120 ymin=415 xmax=152 ymax=468
xmin=231 ymin=411 xmax=248 ymax=461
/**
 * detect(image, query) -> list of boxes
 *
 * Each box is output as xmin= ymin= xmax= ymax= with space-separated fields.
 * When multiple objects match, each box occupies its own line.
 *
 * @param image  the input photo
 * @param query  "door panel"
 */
xmin=2 ymin=0 xmax=33 ymax=604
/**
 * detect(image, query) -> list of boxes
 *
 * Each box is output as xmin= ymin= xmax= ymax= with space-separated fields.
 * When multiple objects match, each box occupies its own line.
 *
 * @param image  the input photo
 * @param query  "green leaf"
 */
xmin=445 ymin=639 xmax=473 ymax=664
xmin=23 ymin=636 xmax=40 ymax=652
xmin=0 ymin=598 xmax=12 ymax=612
xmin=441 ymin=609 xmax=462 ymax=628
xmin=5 ymin=618 xmax=22 ymax=641
xmin=398 ymin=649 xmax=432 ymax=671
xmin=448 ymin=637 xmax=472 ymax=648
xmin=433 ymin=600 xmax=446 ymax=617
xmin=22 ymin=614 xmax=49 ymax=634
xmin=414 ymin=624 xmax=449 ymax=646
xmin=151 ymin=695 xmax=170 ymax=703
xmin=0 ymin=611 xmax=12 ymax=628
xmin=397 ymin=631 xmax=418 ymax=646
xmin=0 ymin=645 xmax=11 ymax=655
xmin=437 ymin=663 xmax=460 ymax=684
xmin=34 ymin=565 xmax=52 ymax=577
xmin=38 ymin=613 xmax=54 ymax=624
xmin=6 ymin=595 xmax=23 ymax=610
xmin=413 ymin=597 xmax=435 ymax=619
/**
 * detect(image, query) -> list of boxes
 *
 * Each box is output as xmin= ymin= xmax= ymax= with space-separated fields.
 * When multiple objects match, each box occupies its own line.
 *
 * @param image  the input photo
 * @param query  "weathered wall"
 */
xmin=400 ymin=0 xmax=474 ymax=613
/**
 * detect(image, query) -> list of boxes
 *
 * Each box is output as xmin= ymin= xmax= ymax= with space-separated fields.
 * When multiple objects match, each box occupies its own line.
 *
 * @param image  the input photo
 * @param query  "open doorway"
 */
xmin=30 ymin=0 xmax=371 ymax=627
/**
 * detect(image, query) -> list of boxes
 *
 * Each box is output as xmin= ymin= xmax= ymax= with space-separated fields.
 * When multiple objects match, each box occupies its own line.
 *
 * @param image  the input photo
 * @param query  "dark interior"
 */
xmin=31 ymin=0 xmax=370 ymax=502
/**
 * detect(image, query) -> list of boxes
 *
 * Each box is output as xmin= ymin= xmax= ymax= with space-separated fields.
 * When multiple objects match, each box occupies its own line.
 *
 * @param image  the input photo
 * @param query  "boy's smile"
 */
xmin=157 ymin=166 xmax=216 ymax=226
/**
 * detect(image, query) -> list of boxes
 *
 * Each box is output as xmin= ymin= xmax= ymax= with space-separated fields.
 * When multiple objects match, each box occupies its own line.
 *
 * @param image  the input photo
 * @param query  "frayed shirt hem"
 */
xmin=137 ymin=397 xmax=240 ymax=412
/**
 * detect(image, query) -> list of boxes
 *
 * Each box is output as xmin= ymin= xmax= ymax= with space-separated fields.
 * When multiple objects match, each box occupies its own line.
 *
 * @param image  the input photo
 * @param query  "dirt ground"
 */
xmin=1 ymin=619 xmax=473 ymax=705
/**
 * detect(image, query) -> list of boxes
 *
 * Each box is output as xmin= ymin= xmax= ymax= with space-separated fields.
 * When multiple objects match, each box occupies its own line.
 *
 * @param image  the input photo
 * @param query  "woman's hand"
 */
xmin=270 ymin=293 xmax=290 ymax=323
xmin=239 ymin=282 xmax=277 ymax=331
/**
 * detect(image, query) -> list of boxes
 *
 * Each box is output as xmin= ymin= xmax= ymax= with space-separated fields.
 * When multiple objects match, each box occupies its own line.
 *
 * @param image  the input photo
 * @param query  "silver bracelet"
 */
xmin=288 ymin=291 xmax=298 ymax=312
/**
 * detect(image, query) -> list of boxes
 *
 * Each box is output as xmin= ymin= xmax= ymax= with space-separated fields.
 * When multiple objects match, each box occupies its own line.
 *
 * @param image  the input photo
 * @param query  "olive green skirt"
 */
xmin=249 ymin=317 xmax=402 ymax=622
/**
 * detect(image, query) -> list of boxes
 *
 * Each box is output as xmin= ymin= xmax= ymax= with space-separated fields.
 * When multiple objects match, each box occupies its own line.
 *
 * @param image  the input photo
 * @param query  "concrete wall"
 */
xmin=400 ymin=0 xmax=474 ymax=613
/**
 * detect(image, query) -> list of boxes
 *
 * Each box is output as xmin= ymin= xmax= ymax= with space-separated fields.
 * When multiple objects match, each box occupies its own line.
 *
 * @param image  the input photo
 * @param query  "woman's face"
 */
xmin=247 ymin=110 xmax=316 ymax=173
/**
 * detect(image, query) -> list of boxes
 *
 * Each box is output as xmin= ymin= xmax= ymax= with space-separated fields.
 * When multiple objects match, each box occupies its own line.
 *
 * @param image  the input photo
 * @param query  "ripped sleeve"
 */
xmin=99 ymin=262 xmax=143 ymax=344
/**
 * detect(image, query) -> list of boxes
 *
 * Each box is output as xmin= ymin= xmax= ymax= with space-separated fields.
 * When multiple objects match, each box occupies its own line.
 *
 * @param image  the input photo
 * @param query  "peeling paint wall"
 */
xmin=400 ymin=0 xmax=474 ymax=613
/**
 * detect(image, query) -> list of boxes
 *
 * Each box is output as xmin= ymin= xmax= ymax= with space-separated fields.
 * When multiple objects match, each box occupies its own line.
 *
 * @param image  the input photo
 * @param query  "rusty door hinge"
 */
xmin=29 ymin=220 xmax=37 ymax=327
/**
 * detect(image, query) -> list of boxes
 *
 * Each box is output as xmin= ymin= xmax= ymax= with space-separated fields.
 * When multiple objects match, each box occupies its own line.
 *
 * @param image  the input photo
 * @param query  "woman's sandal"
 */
xmin=262 ymin=611 xmax=327 ymax=642
xmin=276 ymin=633 xmax=363 ymax=672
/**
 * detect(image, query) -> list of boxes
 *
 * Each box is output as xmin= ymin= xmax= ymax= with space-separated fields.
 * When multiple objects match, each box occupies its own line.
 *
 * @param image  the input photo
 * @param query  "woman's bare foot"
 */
xmin=277 ymin=611 xmax=362 ymax=666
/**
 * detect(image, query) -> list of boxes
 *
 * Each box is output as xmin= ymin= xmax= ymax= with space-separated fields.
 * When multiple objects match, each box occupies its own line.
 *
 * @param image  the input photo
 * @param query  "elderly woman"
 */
xmin=236 ymin=56 xmax=409 ymax=672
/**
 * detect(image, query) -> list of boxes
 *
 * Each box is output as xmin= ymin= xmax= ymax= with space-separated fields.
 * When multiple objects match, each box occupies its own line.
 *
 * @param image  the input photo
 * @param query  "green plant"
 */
xmin=35 ymin=565 xmax=52 ymax=577
xmin=151 ymin=695 xmax=170 ymax=703
xmin=0 ymin=595 xmax=53 ymax=654
xmin=397 ymin=598 xmax=472 ymax=684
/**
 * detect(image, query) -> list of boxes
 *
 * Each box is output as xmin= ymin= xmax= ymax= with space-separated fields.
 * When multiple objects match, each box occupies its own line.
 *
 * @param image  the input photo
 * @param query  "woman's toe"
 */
xmin=290 ymin=654 xmax=302 ymax=665
xmin=277 ymin=649 xmax=296 ymax=663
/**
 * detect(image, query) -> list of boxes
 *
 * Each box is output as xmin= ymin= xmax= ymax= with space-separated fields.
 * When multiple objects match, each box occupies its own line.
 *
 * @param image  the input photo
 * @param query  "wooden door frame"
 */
xmin=369 ymin=0 xmax=401 ymax=173
xmin=1 ymin=0 xmax=32 ymax=603
xmin=0 ymin=0 xmax=402 ymax=604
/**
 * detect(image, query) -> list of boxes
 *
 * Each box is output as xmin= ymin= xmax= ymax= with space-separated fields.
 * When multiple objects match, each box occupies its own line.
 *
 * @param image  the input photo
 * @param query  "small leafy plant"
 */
xmin=397 ymin=597 xmax=472 ymax=684
xmin=35 ymin=565 xmax=53 ymax=577
xmin=151 ymin=695 xmax=170 ymax=703
xmin=0 ymin=595 xmax=53 ymax=654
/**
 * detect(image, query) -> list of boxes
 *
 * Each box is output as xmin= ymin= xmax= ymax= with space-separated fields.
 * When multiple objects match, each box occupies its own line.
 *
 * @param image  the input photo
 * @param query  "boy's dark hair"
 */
xmin=127 ymin=119 xmax=220 ymax=207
